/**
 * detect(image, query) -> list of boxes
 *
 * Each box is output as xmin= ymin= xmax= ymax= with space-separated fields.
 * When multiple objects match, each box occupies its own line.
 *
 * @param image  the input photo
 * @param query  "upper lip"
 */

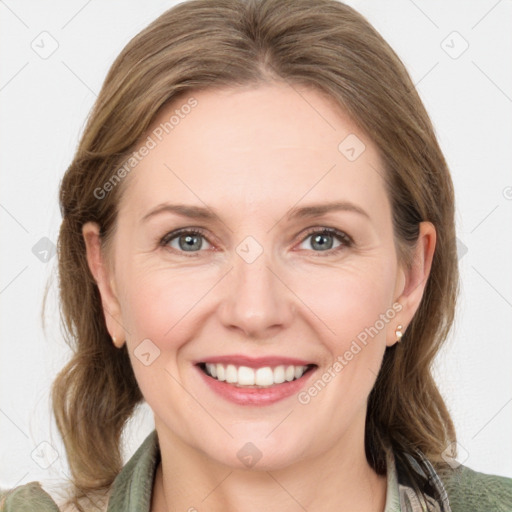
xmin=196 ymin=355 xmax=316 ymax=368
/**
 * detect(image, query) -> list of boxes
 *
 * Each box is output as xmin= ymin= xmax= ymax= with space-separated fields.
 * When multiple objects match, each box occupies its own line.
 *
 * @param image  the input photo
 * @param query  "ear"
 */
xmin=82 ymin=221 xmax=126 ymax=348
xmin=387 ymin=221 xmax=436 ymax=347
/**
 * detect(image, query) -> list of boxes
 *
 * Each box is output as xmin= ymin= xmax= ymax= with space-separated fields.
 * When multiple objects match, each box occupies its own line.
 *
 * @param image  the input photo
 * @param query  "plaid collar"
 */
xmin=390 ymin=446 xmax=452 ymax=512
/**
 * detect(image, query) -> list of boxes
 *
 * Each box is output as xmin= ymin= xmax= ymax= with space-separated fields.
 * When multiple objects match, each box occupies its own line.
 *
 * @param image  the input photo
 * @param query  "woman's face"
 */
xmin=85 ymin=82 xmax=433 ymax=470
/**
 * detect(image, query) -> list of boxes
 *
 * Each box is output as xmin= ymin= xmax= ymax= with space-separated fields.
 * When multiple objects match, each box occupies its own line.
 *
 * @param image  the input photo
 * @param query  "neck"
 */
xmin=151 ymin=423 xmax=387 ymax=512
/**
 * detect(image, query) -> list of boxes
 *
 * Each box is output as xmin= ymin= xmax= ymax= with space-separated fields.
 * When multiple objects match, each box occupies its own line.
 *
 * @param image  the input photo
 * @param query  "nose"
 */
xmin=217 ymin=249 xmax=295 ymax=339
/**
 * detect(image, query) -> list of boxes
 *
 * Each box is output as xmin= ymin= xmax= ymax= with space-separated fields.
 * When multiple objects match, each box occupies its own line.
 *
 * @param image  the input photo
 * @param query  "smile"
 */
xmin=194 ymin=355 xmax=318 ymax=405
xmin=198 ymin=362 xmax=316 ymax=388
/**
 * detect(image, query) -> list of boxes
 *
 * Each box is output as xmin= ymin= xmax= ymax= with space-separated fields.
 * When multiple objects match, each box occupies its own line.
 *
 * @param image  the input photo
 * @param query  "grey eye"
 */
xmin=299 ymin=231 xmax=343 ymax=252
xmin=167 ymin=232 xmax=212 ymax=252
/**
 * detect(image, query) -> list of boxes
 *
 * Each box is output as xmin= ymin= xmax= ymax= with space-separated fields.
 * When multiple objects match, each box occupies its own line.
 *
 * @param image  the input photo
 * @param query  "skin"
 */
xmin=83 ymin=82 xmax=435 ymax=512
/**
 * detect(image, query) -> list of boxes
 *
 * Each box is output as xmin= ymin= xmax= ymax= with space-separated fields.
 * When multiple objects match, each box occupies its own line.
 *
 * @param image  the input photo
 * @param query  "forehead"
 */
xmin=119 ymin=83 xmax=389 ymax=223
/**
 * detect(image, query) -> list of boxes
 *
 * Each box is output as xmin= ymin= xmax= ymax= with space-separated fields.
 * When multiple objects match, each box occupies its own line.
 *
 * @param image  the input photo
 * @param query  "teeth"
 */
xmin=238 ymin=366 xmax=255 ymax=385
xmin=285 ymin=365 xmax=295 ymax=381
xmin=226 ymin=364 xmax=237 ymax=383
xmin=202 ymin=363 xmax=310 ymax=387
xmin=255 ymin=367 xmax=273 ymax=386
xmin=216 ymin=364 xmax=225 ymax=381
xmin=206 ymin=363 xmax=217 ymax=378
xmin=273 ymin=365 xmax=285 ymax=384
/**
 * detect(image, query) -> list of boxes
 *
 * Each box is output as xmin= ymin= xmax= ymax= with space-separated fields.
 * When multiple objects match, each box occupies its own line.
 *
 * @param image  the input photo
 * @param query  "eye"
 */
xmin=159 ymin=226 xmax=352 ymax=256
xmin=297 ymin=227 xmax=352 ymax=254
xmin=160 ymin=228 xmax=212 ymax=254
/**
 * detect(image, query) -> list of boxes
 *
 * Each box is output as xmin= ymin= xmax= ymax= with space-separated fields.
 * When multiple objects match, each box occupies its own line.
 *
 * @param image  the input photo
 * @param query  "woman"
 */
xmin=2 ymin=0 xmax=511 ymax=510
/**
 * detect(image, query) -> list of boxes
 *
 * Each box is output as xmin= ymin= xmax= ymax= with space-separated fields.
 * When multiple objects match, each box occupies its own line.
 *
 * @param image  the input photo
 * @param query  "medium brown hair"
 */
xmin=52 ymin=0 xmax=458 ymax=508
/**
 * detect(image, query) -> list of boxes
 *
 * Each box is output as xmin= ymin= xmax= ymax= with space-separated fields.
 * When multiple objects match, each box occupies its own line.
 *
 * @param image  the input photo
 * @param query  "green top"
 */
xmin=1 ymin=430 xmax=512 ymax=511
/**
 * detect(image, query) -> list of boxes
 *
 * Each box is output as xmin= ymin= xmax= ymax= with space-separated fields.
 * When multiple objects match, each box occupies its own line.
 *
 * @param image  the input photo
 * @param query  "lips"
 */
xmin=194 ymin=354 xmax=317 ymax=404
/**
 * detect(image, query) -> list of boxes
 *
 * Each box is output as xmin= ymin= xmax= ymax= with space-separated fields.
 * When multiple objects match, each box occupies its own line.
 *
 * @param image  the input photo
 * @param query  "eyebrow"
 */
xmin=141 ymin=200 xmax=370 ymax=223
xmin=141 ymin=203 xmax=218 ymax=223
xmin=285 ymin=201 xmax=370 ymax=221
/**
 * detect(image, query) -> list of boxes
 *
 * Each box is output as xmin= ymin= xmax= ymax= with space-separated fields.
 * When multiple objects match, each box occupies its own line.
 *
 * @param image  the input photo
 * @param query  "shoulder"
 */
xmin=0 ymin=431 xmax=157 ymax=512
xmin=440 ymin=463 xmax=512 ymax=512
xmin=0 ymin=482 xmax=60 ymax=511
xmin=0 ymin=482 xmax=108 ymax=512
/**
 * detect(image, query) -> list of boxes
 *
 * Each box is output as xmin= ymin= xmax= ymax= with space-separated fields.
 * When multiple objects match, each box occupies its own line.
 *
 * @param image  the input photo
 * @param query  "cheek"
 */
xmin=118 ymin=264 xmax=220 ymax=351
xmin=117 ymin=267 xmax=221 ymax=416
xmin=288 ymin=256 xmax=398 ymax=412
xmin=292 ymin=265 xmax=396 ymax=414
xmin=291 ymin=257 xmax=397 ymax=348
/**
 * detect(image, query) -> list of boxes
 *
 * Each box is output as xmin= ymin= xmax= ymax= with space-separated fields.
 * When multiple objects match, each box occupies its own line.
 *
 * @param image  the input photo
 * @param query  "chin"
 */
xmin=203 ymin=433 xmax=309 ymax=472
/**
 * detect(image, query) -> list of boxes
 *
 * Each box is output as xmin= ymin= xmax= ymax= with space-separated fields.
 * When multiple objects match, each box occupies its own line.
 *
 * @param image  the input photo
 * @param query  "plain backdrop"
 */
xmin=1 ymin=0 xmax=511 ymax=491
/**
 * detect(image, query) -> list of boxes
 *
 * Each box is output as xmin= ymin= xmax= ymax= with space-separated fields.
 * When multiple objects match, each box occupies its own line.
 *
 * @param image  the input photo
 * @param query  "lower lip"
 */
xmin=195 ymin=365 xmax=317 ymax=406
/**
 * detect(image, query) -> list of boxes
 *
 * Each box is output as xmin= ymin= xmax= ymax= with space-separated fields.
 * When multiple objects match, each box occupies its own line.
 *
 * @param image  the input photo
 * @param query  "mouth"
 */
xmin=193 ymin=355 xmax=319 ymax=405
xmin=196 ymin=361 xmax=317 ymax=388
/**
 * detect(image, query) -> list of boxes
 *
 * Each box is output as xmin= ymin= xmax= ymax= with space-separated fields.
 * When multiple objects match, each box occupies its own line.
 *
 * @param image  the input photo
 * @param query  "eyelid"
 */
xmin=299 ymin=226 xmax=352 ymax=243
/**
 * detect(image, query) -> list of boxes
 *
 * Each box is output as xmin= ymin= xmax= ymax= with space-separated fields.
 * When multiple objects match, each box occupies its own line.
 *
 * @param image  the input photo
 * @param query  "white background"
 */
xmin=1 ymin=0 xmax=511 ymax=491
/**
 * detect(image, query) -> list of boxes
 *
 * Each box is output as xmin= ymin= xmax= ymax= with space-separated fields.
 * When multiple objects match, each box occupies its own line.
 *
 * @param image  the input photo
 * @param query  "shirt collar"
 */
xmin=385 ymin=443 xmax=452 ymax=512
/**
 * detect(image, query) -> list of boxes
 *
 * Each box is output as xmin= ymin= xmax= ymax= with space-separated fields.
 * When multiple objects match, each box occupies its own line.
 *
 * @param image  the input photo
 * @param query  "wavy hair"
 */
xmin=51 ymin=0 xmax=458 ymax=509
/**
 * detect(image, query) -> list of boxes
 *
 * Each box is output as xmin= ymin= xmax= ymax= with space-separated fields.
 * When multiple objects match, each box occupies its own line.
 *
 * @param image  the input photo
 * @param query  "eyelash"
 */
xmin=159 ymin=226 xmax=353 ymax=257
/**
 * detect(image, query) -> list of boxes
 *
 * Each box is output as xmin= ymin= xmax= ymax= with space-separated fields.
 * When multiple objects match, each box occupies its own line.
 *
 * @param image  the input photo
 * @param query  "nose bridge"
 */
xmin=217 ymin=236 xmax=293 ymax=337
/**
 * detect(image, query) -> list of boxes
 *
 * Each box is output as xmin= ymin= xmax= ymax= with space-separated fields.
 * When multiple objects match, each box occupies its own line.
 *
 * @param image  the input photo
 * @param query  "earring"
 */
xmin=395 ymin=324 xmax=404 ymax=343
xmin=112 ymin=335 xmax=122 ymax=348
